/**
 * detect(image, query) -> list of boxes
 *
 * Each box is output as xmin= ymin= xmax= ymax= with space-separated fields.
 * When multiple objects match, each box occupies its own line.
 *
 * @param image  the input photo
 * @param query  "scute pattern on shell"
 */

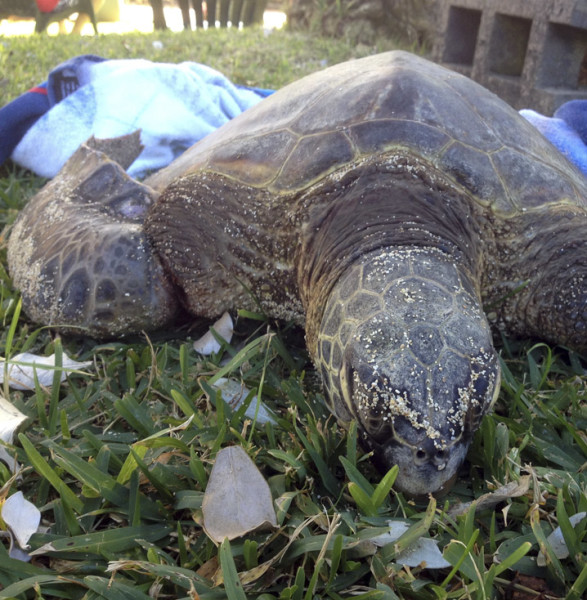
xmin=8 ymin=145 xmax=178 ymax=337
xmin=147 ymin=52 xmax=586 ymax=220
xmin=158 ymin=49 xmax=583 ymax=355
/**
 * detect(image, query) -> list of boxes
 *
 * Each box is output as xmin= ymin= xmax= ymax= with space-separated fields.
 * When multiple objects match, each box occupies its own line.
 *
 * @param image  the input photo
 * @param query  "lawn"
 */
xmin=0 ymin=23 xmax=585 ymax=600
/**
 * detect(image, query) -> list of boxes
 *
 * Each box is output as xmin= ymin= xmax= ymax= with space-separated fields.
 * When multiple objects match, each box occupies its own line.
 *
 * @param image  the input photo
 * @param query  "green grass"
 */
xmin=0 ymin=25 xmax=586 ymax=600
xmin=0 ymin=26 xmax=402 ymax=103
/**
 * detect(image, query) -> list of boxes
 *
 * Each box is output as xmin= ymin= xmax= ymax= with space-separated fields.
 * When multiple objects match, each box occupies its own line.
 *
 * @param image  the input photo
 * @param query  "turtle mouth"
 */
xmin=341 ymin=360 xmax=470 ymax=496
xmin=362 ymin=429 xmax=467 ymax=497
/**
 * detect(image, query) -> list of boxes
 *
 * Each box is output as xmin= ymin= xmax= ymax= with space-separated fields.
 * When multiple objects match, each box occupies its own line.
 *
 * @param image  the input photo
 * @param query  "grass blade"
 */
xmin=371 ymin=465 xmax=399 ymax=509
xmin=32 ymin=525 xmax=171 ymax=557
xmin=18 ymin=433 xmax=84 ymax=513
xmin=219 ymin=538 xmax=247 ymax=600
xmin=566 ymin=562 xmax=587 ymax=600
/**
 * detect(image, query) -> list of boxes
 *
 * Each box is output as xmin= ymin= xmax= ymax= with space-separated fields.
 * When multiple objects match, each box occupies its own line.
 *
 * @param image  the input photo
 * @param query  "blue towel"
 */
xmin=1 ymin=54 xmax=272 ymax=178
xmin=553 ymin=100 xmax=587 ymax=146
xmin=520 ymin=101 xmax=587 ymax=177
xmin=0 ymin=83 xmax=50 ymax=165
xmin=3 ymin=55 xmax=586 ymax=181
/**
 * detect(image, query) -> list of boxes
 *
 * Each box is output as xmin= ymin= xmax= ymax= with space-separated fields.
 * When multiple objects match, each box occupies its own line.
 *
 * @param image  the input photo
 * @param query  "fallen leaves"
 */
xmin=202 ymin=446 xmax=277 ymax=543
xmin=448 ymin=476 xmax=532 ymax=517
xmin=537 ymin=511 xmax=586 ymax=566
xmin=0 ymin=491 xmax=41 ymax=561
xmin=0 ymin=350 xmax=93 ymax=561
xmin=0 ymin=352 xmax=92 ymax=390
xmin=0 ymin=351 xmax=93 ymax=472
xmin=370 ymin=520 xmax=451 ymax=569
xmin=211 ymin=378 xmax=278 ymax=425
xmin=0 ymin=396 xmax=27 ymax=472
xmin=193 ymin=312 xmax=234 ymax=355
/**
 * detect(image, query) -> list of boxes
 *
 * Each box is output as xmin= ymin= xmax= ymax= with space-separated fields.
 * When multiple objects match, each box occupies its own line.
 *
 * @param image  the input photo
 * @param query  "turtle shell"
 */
xmin=146 ymin=51 xmax=587 ymax=218
xmin=10 ymin=51 xmax=584 ymax=342
xmin=145 ymin=50 xmax=587 ymax=356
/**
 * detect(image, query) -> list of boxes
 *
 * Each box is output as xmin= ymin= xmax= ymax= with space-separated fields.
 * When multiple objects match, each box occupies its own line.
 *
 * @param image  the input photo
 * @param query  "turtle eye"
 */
xmin=349 ymin=370 xmax=394 ymax=444
xmin=358 ymin=403 xmax=392 ymax=444
xmin=462 ymin=352 xmax=501 ymax=434
xmin=341 ymin=348 xmax=393 ymax=444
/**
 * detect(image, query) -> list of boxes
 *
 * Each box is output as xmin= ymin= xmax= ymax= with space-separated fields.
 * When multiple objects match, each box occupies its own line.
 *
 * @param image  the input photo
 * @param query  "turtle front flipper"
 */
xmin=8 ymin=140 xmax=178 ymax=337
xmin=315 ymin=247 xmax=500 ymax=497
xmin=486 ymin=207 xmax=587 ymax=354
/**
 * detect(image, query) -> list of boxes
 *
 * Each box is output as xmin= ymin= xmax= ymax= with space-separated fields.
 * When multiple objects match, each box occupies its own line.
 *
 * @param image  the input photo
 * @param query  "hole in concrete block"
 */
xmin=489 ymin=14 xmax=532 ymax=77
xmin=580 ymin=49 xmax=587 ymax=87
xmin=538 ymin=22 xmax=587 ymax=89
xmin=442 ymin=6 xmax=482 ymax=65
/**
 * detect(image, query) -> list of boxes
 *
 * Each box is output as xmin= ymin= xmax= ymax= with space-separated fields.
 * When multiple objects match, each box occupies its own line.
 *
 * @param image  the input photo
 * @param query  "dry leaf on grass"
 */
xmin=212 ymin=378 xmax=278 ymax=425
xmin=0 ymin=396 xmax=28 ymax=472
xmin=448 ymin=476 xmax=531 ymax=517
xmin=537 ymin=511 xmax=586 ymax=566
xmin=193 ymin=312 xmax=233 ymax=355
xmin=370 ymin=520 xmax=451 ymax=569
xmin=0 ymin=352 xmax=92 ymax=390
xmin=202 ymin=446 xmax=277 ymax=543
xmin=0 ymin=491 xmax=41 ymax=561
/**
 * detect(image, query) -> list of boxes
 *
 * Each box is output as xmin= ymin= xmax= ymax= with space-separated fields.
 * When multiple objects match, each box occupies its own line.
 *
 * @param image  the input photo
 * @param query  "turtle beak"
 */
xmin=366 ymin=434 xmax=469 ymax=497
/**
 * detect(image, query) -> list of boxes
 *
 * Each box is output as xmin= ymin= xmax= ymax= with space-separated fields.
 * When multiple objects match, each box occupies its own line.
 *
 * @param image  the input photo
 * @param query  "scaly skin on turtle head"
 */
xmin=7 ymin=140 xmax=178 ymax=337
xmin=317 ymin=247 xmax=501 ymax=496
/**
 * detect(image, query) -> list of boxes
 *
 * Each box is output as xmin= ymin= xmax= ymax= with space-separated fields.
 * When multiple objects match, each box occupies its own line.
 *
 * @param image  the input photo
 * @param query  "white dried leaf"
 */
xmin=28 ymin=541 xmax=57 ymax=556
xmin=212 ymin=378 xmax=278 ymax=425
xmin=8 ymin=544 xmax=32 ymax=562
xmin=370 ymin=520 xmax=451 ymax=569
xmin=370 ymin=520 xmax=410 ymax=545
xmin=0 ymin=396 xmax=27 ymax=472
xmin=448 ymin=476 xmax=531 ymax=517
xmin=0 ymin=352 xmax=92 ymax=390
xmin=537 ymin=511 xmax=586 ymax=566
xmin=395 ymin=537 xmax=451 ymax=569
xmin=193 ymin=312 xmax=233 ymax=355
xmin=202 ymin=446 xmax=277 ymax=543
xmin=0 ymin=396 xmax=27 ymax=444
xmin=1 ymin=491 xmax=41 ymax=550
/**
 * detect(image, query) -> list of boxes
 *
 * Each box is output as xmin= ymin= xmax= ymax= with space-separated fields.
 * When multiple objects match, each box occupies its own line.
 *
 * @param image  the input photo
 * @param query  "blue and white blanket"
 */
xmin=1 ymin=54 xmax=586 ymax=180
xmin=521 ymin=101 xmax=587 ymax=177
xmin=0 ymin=54 xmax=271 ymax=178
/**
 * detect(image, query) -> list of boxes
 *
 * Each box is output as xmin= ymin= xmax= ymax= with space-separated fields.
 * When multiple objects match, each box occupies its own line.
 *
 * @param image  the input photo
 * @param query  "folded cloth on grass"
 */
xmin=3 ymin=55 xmax=586 ymax=181
xmin=0 ymin=54 xmax=272 ymax=178
xmin=520 ymin=100 xmax=587 ymax=178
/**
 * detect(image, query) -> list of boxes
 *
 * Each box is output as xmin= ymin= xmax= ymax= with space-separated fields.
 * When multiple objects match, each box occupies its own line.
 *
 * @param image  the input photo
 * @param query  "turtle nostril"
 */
xmin=414 ymin=446 xmax=449 ymax=468
xmin=415 ymin=448 xmax=428 ymax=463
xmin=435 ymin=449 xmax=448 ymax=470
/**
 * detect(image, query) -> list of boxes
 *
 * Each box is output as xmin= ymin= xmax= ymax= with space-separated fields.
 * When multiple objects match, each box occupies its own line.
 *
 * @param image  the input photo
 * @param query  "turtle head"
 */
xmin=317 ymin=248 xmax=500 ymax=496
xmin=8 ymin=138 xmax=178 ymax=337
xmin=340 ymin=336 xmax=500 ymax=497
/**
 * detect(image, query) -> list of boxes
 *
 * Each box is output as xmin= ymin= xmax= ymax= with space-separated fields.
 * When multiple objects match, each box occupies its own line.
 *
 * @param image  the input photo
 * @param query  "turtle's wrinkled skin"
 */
xmin=8 ymin=52 xmax=587 ymax=496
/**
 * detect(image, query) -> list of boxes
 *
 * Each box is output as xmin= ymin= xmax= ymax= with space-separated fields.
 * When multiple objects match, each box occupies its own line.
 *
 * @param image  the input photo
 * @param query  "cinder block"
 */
xmin=433 ymin=0 xmax=587 ymax=113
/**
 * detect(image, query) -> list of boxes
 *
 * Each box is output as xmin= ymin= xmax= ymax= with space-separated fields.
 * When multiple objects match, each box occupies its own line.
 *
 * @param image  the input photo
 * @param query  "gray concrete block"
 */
xmin=433 ymin=0 xmax=587 ymax=113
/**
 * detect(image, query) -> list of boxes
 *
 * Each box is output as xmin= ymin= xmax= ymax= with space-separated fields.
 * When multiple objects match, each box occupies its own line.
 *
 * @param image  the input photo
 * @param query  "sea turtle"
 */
xmin=7 ymin=51 xmax=587 ymax=496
